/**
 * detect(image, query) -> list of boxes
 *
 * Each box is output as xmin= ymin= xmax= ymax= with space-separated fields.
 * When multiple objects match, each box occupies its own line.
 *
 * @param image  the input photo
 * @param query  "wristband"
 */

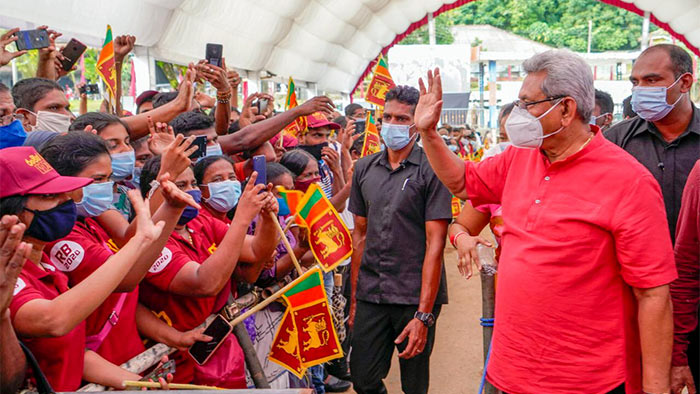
xmin=450 ymin=231 xmax=468 ymax=248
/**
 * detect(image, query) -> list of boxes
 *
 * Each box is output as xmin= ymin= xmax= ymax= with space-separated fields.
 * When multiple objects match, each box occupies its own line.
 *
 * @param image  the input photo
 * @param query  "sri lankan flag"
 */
xmin=297 ymin=184 xmax=352 ymax=272
xmin=365 ymin=54 xmax=395 ymax=107
xmin=96 ymin=25 xmax=117 ymax=100
xmin=283 ymin=77 xmax=307 ymax=138
xmin=360 ymin=111 xmax=381 ymax=157
xmin=276 ymin=186 xmax=304 ymax=226
xmin=269 ymin=268 xmax=343 ymax=377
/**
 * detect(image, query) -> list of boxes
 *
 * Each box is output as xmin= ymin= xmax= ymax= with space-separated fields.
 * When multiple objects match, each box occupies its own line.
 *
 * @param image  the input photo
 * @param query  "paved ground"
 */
xmin=343 ymin=244 xmax=490 ymax=394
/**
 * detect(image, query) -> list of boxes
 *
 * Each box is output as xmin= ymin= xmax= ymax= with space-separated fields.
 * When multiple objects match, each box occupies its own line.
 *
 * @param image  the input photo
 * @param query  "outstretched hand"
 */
xmin=0 ymin=215 xmax=29 ymax=315
xmin=128 ymin=190 xmax=165 ymax=243
xmin=296 ymin=96 xmax=335 ymax=117
xmin=0 ymin=28 xmax=28 ymax=67
xmin=147 ymin=116 xmax=176 ymax=156
xmin=415 ymin=68 xmax=443 ymax=133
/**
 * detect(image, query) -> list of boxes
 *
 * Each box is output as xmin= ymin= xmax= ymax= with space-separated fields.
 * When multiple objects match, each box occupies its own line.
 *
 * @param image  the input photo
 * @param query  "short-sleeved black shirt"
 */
xmin=349 ymin=143 xmax=452 ymax=305
xmin=605 ymin=106 xmax=700 ymax=240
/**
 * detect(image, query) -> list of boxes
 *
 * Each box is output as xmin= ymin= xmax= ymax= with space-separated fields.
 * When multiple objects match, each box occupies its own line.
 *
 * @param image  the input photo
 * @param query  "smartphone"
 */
xmin=140 ymin=359 xmax=176 ymax=382
xmin=354 ymin=120 xmax=366 ymax=135
xmin=205 ymin=43 xmax=223 ymax=67
xmin=188 ymin=315 xmax=232 ymax=365
xmin=188 ymin=135 xmax=208 ymax=160
xmin=252 ymin=155 xmax=267 ymax=188
xmin=14 ymin=29 xmax=49 ymax=51
xmin=84 ymin=84 xmax=99 ymax=94
xmin=298 ymin=141 xmax=328 ymax=162
xmin=59 ymin=38 xmax=87 ymax=71
xmin=255 ymin=99 xmax=268 ymax=114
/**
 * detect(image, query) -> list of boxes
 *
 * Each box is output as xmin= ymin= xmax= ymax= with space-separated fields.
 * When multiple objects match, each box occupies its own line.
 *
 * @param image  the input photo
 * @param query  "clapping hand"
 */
xmin=0 ymin=216 xmax=30 ymax=315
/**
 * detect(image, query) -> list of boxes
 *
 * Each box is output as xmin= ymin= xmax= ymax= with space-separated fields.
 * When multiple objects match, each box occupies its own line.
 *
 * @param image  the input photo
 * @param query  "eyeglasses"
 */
xmin=514 ymin=96 xmax=566 ymax=110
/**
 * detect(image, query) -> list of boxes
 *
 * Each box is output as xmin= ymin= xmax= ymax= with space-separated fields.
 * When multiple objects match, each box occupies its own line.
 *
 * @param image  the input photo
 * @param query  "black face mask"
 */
xmin=298 ymin=142 xmax=328 ymax=162
xmin=24 ymin=200 xmax=77 ymax=242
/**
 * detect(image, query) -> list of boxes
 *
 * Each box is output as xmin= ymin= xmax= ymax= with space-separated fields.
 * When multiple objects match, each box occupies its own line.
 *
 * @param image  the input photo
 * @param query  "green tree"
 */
xmin=447 ymin=0 xmax=656 ymax=52
xmin=402 ymin=12 xmax=455 ymax=45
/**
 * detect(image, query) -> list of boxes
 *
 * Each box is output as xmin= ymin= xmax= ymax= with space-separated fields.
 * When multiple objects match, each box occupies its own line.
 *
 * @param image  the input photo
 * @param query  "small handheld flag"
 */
xmin=365 ymin=54 xmax=396 ymax=107
xmin=96 ymin=25 xmax=117 ymax=102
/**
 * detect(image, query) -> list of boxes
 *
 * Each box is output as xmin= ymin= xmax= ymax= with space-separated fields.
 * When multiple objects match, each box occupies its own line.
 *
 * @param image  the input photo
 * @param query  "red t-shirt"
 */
xmin=201 ymin=202 xmax=232 ymax=225
xmin=139 ymin=213 xmax=233 ymax=384
xmin=463 ymin=129 xmax=677 ymax=394
xmin=11 ymin=257 xmax=86 ymax=392
xmin=671 ymin=159 xmax=700 ymax=366
xmin=45 ymin=218 xmax=145 ymax=366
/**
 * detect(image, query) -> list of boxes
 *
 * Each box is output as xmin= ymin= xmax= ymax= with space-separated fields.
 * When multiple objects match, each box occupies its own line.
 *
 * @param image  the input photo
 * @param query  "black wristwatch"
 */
xmin=414 ymin=311 xmax=435 ymax=327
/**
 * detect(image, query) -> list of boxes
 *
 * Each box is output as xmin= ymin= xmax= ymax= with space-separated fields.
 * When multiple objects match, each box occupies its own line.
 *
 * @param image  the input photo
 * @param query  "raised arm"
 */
xmin=415 ymin=68 xmax=469 ymax=199
xmin=113 ymin=35 xmax=136 ymax=117
xmin=121 ymin=67 xmax=195 ymax=140
xmin=13 ymin=192 xmax=164 ymax=337
xmin=168 ymin=176 xmax=267 ymax=297
xmin=218 ymin=96 xmax=335 ymax=154
xmin=198 ymin=60 xmax=232 ymax=136
xmin=0 ymin=216 xmax=29 ymax=394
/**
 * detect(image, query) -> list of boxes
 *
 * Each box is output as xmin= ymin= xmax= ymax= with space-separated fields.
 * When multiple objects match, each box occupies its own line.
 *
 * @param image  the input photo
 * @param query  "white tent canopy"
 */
xmin=1 ymin=0 xmax=699 ymax=93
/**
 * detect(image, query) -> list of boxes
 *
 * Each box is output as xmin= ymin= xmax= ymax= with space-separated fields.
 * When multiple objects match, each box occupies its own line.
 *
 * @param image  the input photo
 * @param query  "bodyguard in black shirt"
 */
xmin=348 ymin=86 xmax=452 ymax=394
xmin=605 ymin=44 xmax=700 ymax=392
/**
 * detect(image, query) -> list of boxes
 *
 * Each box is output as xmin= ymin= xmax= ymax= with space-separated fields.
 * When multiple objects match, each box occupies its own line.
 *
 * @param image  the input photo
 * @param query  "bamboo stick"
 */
xmin=122 ymin=381 xmax=224 ymax=390
xmin=228 ymin=271 xmax=303 ymax=327
xmin=268 ymin=211 xmax=303 ymax=276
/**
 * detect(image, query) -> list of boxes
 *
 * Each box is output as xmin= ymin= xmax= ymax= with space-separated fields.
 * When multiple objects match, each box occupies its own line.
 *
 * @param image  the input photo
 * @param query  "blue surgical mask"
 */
xmin=179 ymin=189 xmax=202 ymax=225
xmin=380 ymin=123 xmax=415 ymax=151
xmin=206 ymin=143 xmax=223 ymax=157
xmin=76 ymin=181 xmax=115 ymax=217
xmin=448 ymin=145 xmax=459 ymax=152
xmin=0 ymin=120 xmax=27 ymax=149
xmin=24 ymin=200 xmax=77 ymax=242
xmin=131 ymin=166 xmax=142 ymax=189
xmin=204 ymin=180 xmax=241 ymax=213
xmin=111 ymin=151 xmax=135 ymax=181
xmin=631 ymin=75 xmax=686 ymax=122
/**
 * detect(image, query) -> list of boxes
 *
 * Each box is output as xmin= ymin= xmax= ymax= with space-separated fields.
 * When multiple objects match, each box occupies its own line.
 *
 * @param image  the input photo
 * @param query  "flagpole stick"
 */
xmin=229 ymin=269 xmax=304 ymax=327
xmin=268 ymin=211 xmax=304 ymax=276
xmin=123 ymin=381 xmax=224 ymax=390
xmin=282 ymin=213 xmax=298 ymax=233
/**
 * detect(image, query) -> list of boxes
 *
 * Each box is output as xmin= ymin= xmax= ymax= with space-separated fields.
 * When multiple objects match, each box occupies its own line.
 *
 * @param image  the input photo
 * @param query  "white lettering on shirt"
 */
xmin=13 ymin=278 xmax=26 ymax=296
xmin=149 ymin=247 xmax=172 ymax=274
xmin=50 ymin=241 xmax=85 ymax=272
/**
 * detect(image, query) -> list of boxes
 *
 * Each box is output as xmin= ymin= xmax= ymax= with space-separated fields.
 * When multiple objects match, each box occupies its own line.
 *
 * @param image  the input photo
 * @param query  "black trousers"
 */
xmin=350 ymin=301 xmax=441 ymax=394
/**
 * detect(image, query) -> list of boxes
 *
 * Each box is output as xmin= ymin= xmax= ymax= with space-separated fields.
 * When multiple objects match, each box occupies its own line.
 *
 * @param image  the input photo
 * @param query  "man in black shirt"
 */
xmin=605 ymin=43 xmax=700 ymax=394
xmin=348 ymin=86 xmax=452 ymax=394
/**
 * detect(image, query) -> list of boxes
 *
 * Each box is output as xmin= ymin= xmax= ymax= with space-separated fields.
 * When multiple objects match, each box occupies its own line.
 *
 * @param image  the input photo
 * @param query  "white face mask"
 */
xmin=505 ymin=100 xmax=565 ymax=149
xmin=31 ymin=110 xmax=72 ymax=133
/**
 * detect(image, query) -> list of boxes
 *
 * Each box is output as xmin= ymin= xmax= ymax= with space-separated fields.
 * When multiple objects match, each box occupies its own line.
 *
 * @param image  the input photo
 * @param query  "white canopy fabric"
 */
xmin=1 ymin=0 xmax=699 ymax=93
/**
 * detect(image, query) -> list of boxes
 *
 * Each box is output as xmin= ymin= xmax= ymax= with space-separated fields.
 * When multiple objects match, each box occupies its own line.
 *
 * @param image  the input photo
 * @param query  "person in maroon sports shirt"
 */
xmin=415 ymin=50 xmax=677 ymax=394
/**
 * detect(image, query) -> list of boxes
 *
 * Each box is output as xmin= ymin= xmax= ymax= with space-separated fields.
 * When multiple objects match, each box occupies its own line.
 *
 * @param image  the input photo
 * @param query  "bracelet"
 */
xmin=217 ymin=97 xmax=230 ymax=104
xmin=216 ymin=90 xmax=232 ymax=100
xmin=450 ymin=231 xmax=468 ymax=248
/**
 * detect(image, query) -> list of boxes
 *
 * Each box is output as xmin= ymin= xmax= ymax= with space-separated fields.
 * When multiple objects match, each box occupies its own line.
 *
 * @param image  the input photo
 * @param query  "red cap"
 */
xmin=270 ymin=134 xmax=299 ymax=149
xmin=0 ymin=147 xmax=92 ymax=198
xmin=306 ymin=112 xmax=341 ymax=130
xmin=136 ymin=90 xmax=159 ymax=106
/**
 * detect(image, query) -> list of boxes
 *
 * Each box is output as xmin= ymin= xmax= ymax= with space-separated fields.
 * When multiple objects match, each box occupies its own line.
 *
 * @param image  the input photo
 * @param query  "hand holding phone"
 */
xmin=188 ymin=315 xmax=232 ymax=365
xmin=140 ymin=359 xmax=176 ymax=382
xmin=59 ymin=38 xmax=87 ymax=71
xmin=255 ymin=99 xmax=269 ymax=115
xmin=188 ymin=135 xmax=208 ymax=160
xmin=13 ymin=29 xmax=49 ymax=51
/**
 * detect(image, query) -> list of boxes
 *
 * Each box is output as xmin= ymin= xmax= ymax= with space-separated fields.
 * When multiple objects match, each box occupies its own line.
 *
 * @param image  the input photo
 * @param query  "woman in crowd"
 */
xmin=0 ymin=146 xmax=164 ymax=391
xmin=192 ymin=154 xmax=281 ymax=284
xmin=39 ymin=131 xmax=208 ymax=375
xmin=137 ymin=157 xmax=278 ymax=388
xmin=69 ymin=112 xmax=137 ymax=219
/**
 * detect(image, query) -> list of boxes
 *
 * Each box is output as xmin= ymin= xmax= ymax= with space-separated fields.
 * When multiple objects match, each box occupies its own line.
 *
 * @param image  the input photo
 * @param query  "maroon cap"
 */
xmin=136 ymin=90 xmax=159 ymax=106
xmin=306 ymin=112 xmax=341 ymax=130
xmin=0 ymin=147 xmax=92 ymax=198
